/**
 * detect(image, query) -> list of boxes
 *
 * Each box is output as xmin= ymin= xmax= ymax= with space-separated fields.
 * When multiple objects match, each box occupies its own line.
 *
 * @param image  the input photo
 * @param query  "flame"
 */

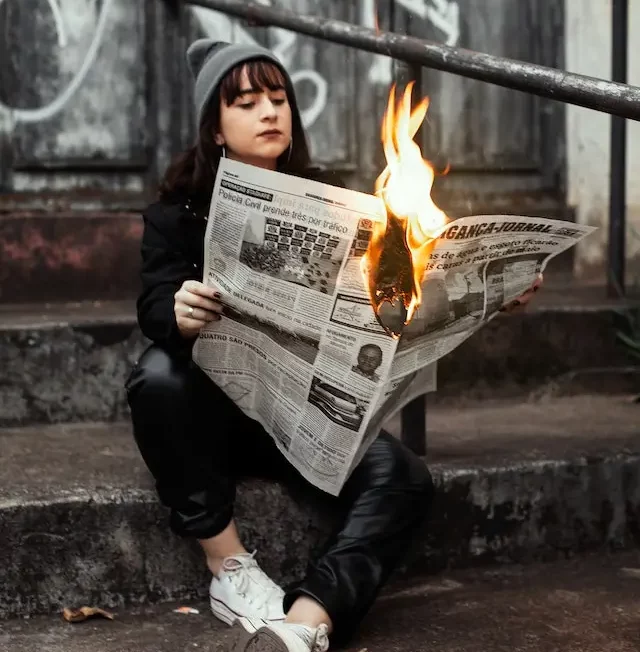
xmin=361 ymin=82 xmax=449 ymax=336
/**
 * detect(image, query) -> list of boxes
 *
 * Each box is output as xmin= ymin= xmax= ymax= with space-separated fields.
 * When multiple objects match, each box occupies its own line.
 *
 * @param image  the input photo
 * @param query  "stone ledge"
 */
xmin=1 ymin=296 xmax=639 ymax=427
xmin=1 ymin=418 xmax=639 ymax=619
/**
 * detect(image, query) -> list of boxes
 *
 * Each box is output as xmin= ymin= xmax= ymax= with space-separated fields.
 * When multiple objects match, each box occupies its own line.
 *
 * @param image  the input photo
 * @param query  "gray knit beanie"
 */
xmin=186 ymin=39 xmax=292 ymax=129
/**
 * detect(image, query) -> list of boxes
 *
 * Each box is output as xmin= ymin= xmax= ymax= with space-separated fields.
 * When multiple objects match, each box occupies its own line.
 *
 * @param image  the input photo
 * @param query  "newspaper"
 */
xmin=192 ymin=159 xmax=596 ymax=495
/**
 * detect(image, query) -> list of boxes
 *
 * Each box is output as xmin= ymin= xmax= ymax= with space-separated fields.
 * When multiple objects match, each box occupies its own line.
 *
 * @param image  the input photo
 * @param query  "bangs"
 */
xmin=221 ymin=60 xmax=287 ymax=105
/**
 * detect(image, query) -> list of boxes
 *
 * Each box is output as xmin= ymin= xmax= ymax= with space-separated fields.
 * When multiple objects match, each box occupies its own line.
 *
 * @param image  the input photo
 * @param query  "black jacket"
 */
xmin=137 ymin=168 xmax=345 ymax=355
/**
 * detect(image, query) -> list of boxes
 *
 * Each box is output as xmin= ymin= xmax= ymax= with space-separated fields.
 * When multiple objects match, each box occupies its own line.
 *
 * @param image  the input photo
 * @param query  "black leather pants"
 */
xmin=125 ymin=344 xmax=434 ymax=643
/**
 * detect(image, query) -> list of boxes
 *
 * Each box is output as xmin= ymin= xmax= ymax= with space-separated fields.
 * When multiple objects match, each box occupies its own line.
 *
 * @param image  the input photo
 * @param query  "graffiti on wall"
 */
xmin=361 ymin=0 xmax=459 ymax=84
xmin=192 ymin=0 xmax=460 ymax=128
xmin=0 ymin=0 xmax=113 ymax=127
xmin=0 ymin=0 xmax=459 ymax=132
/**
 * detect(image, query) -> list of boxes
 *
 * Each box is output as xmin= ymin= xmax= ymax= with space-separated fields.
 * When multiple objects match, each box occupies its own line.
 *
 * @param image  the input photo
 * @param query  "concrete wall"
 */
xmin=566 ymin=0 xmax=640 ymax=285
xmin=0 ymin=1 xmax=570 ymax=303
xmin=0 ymin=0 xmax=469 ymax=195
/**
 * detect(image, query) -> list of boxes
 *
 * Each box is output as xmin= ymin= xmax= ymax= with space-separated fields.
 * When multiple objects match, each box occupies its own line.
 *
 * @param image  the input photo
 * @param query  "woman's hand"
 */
xmin=174 ymin=280 xmax=223 ymax=339
xmin=500 ymin=273 xmax=543 ymax=314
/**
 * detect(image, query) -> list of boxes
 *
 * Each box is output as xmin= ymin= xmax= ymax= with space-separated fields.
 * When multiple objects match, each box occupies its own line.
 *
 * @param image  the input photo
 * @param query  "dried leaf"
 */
xmin=62 ymin=606 xmax=115 ymax=623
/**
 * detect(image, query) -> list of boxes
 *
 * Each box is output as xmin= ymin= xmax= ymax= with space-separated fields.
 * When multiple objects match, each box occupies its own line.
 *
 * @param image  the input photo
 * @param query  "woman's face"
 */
xmin=216 ymin=65 xmax=292 ymax=170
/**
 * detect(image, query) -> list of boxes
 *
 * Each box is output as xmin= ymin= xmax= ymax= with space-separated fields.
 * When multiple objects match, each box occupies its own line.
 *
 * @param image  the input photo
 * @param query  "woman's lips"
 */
xmin=258 ymin=130 xmax=282 ymax=138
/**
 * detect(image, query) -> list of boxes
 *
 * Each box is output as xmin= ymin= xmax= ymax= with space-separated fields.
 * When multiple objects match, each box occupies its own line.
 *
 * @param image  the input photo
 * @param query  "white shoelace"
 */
xmin=222 ymin=551 xmax=284 ymax=613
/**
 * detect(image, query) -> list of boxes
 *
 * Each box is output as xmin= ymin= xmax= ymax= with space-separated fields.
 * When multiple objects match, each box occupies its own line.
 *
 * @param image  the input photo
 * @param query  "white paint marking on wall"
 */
xmin=361 ymin=0 xmax=393 ymax=85
xmin=426 ymin=0 xmax=460 ymax=46
xmin=190 ymin=5 xmax=247 ymax=44
xmin=46 ymin=0 xmax=68 ymax=47
xmin=0 ymin=0 xmax=458 ymax=134
xmin=362 ymin=0 xmax=461 ymax=84
xmin=289 ymin=69 xmax=328 ymax=127
xmin=192 ymin=0 xmax=458 ymax=125
xmin=0 ymin=0 xmax=113 ymax=124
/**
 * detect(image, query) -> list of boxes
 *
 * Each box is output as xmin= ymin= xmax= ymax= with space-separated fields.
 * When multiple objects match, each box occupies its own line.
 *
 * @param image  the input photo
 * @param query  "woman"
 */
xmin=126 ymin=39 xmax=540 ymax=652
xmin=125 ymin=39 xmax=434 ymax=652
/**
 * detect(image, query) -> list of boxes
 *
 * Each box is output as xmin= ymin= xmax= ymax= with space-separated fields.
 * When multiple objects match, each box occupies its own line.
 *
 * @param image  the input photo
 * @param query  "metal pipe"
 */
xmin=608 ymin=0 xmax=628 ymax=297
xmin=184 ymin=0 xmax=640 ymax=121
xmin=400 ymin=394 xmax=426 ymax=457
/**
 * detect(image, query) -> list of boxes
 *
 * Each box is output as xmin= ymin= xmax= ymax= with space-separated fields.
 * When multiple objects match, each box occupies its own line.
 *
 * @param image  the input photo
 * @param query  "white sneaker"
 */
xmin=209 ymin=551 xmax=286 ymax=626
xmin=230 ymin=617 xmax=330 ymax=652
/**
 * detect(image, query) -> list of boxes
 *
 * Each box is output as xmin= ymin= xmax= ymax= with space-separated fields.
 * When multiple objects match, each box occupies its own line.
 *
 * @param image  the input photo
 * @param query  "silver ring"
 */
xmin=187 ymin=306 xmax=195 ymax=317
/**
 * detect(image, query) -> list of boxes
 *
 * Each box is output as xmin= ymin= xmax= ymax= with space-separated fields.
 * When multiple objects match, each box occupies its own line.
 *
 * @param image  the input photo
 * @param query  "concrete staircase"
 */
xmin=1 ymin=286 xmax=640 ymax=650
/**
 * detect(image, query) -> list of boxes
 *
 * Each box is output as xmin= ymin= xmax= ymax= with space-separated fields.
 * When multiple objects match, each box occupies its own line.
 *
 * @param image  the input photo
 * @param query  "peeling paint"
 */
xmin=0 ymin=214 xmax=142 ymax=303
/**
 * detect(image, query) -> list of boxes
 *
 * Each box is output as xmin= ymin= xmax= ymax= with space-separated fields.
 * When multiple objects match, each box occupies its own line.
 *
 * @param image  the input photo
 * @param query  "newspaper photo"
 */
xmin=192 ymin=158 xmax=596 ymax=495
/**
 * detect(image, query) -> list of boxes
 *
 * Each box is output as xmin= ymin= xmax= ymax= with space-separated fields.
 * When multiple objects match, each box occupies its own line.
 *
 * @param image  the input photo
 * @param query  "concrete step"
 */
xmin=1 ymin=287 xmax=639 ymax=427
xmin=1 ymin=395 xmax=639 ymax=620
xmin=3 ymin=551 xmax=640 ymax=651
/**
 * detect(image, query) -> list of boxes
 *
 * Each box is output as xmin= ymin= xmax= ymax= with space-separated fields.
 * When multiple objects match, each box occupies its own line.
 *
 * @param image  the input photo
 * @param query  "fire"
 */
xmin=361 ymin=82 xmax=449 ymax=338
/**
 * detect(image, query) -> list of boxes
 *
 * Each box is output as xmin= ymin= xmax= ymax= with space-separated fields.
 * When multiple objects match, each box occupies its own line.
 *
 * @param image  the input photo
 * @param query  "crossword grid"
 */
xmin=261 ymin=217 xmax=374 ymax=259
xmin=264 ymin=217 xmax=341 ymax=259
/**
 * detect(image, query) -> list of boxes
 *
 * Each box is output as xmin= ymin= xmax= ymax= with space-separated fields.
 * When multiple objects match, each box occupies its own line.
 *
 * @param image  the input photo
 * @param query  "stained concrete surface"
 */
xmin=387 ymin=393 xmax=640 ymax=465
xmin=2 ymin=395 xmax=639 ymax=501
xmin=2 ymin=552 xmax=639 ymax=652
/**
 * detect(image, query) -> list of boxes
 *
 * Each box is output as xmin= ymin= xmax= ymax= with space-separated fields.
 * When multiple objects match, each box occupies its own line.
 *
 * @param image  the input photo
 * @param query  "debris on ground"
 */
xmin=173 ymin=606 xmax=200 ymax=615
xmin=62 ymin=607 xmax=115 ymax=623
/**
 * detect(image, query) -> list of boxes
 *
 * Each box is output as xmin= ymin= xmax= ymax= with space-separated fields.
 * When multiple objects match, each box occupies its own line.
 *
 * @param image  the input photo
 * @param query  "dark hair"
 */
xmin=159 ymin=59 xmax=311 ymax=213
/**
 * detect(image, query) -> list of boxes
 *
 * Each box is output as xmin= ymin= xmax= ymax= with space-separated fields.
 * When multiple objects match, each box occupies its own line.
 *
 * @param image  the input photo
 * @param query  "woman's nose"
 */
xmin=260 ymin=98 xmax=278 ymax=119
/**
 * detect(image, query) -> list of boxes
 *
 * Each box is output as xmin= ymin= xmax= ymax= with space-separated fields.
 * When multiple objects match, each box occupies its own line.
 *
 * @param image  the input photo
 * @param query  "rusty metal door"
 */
xmin=353 ymin=0 xmax=566 ymax=214
xmin=0 ymin=1 xmax=564 ymax=201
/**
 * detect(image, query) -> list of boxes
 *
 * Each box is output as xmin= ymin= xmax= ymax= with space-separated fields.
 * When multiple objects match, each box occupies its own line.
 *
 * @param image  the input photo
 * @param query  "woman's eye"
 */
xmin=272 ymin=98 xmax=286 ymax=106
xmin=239 ymin=102 xmax=255 ymax=109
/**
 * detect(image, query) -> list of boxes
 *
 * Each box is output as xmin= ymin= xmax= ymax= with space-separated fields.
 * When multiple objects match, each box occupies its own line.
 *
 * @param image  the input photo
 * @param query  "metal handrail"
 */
xmin=179 ymin=0 xmax=631 ymax=454
xmin=184 ymin=0 xmax=640 ymax=122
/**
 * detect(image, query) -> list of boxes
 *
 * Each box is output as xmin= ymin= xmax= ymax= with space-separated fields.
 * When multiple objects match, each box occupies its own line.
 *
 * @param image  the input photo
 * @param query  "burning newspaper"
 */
xmin=193 ymin=84 xmax=595 ymax=494
xmin=192 ymin=156 xmax=595 ymax=494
